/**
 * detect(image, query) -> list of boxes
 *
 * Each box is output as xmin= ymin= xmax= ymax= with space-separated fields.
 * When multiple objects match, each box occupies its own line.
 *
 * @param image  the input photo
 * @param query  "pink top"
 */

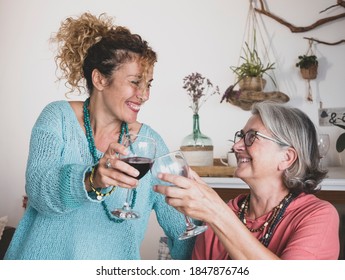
xmin=192 ymin=193 xmax=340 ymax=260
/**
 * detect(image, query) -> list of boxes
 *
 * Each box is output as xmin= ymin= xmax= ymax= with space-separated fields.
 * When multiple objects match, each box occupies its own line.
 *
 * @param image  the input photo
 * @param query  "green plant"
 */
xmin=334 ymin=123 xmax=345 ymax=153
xmin=296 ymin=55 xmax=318 ymax=69
xmin=230 ymin=39 xmax=276 ymax=88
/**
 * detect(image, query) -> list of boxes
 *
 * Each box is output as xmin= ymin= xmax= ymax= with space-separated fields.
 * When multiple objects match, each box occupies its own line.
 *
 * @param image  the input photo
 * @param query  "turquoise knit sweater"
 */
xmin=5 ymin=101 xmax=195 ymax=260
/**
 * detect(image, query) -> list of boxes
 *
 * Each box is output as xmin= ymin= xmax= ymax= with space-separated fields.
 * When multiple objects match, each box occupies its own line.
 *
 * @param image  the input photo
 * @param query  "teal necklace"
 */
xmin=83 ymin=97 xmax=137 ymax=223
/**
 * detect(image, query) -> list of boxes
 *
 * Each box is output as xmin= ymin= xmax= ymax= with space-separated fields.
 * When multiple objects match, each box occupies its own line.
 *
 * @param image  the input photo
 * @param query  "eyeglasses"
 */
xmin=233 ymin=130 xmax=289 ymax=147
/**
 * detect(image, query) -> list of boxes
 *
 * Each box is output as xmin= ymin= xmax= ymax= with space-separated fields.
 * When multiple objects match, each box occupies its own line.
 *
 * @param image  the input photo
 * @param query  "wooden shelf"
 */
xmin=227 ymin=90 xmax=290 ymax=111
xmin=191 ymin=159 xmax=236 ymax=177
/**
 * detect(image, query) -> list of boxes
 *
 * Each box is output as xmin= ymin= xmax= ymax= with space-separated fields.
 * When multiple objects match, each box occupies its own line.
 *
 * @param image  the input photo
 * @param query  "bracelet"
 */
xmin=89 ymin=164 xmax=116 ymax=201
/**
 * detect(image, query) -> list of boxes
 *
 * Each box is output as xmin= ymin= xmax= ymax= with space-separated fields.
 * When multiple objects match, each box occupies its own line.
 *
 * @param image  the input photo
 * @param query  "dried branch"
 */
xmin=320 ymin=0 xmax=345 ymax=13
xmin=320 ymin=4 xmax=340 ymax=13
xmin=304 ymin=37 xmax=345 ymax=46
xmin=256 ymin=0 xmax=345 ymax=33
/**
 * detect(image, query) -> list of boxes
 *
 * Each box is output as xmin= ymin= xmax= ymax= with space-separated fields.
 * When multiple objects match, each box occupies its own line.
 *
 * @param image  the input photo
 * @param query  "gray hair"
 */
xmin=252 ymin=101 xmax=327 ymax=194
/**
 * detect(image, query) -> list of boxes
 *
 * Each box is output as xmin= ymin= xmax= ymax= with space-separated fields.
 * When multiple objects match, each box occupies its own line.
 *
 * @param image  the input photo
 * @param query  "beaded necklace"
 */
xmin=83 ymin=97 xmax=137 ymax=223
xmin=238 ymin=192 xmax=295 ymax=247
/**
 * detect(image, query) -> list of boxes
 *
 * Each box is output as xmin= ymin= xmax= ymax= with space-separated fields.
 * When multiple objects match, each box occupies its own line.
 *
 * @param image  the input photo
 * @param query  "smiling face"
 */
xmin=100 ymin=58 xmax=154 ymax=124
xmin=233 ymin=115 xmax=287 ymax=185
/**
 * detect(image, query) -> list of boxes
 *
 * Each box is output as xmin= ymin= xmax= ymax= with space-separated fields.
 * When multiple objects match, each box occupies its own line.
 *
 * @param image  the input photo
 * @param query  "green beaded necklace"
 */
xmin=83 ymin=97 xmax=137 ymax=223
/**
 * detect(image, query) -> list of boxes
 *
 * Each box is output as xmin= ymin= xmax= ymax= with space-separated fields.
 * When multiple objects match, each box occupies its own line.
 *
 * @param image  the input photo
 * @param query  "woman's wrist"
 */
xmin=85 ymin=170 xmax=93 ymax=192
xmin=87 ymin=164 xmax=116 ymax=200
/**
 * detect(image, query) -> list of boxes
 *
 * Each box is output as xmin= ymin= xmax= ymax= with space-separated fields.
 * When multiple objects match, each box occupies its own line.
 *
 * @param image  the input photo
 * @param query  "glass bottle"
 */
xmin=180 ymin=113 xmax=213 ymax=166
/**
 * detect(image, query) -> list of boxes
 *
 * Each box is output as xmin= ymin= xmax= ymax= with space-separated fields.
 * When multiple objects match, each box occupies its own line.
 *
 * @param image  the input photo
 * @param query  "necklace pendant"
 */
xmin=97 ymin=195 xmax=103 ymax=201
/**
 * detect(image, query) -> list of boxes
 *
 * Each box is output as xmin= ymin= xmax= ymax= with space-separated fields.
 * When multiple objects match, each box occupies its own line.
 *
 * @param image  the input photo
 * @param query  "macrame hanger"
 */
xmin=306 ymin=38 xmax=314 ymax=56
xmin=306 ymin=38 xmax=314 ymax=102
xmin=246 ymin=0 xmax=256 ymax=52
xmin=235 ymin=0 xmax=254 ymax=85
xmin=306 ymin=80 xmax=313 ymax=102
xmin=235 ymin=0 xmax=278 ymax=90
xmin=255 ymin=4 xmax=279 ymax=91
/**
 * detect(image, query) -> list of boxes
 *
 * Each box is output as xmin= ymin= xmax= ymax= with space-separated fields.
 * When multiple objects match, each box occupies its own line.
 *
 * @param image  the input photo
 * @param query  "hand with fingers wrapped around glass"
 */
xmin=154 ymin=101 xmax=340 ymax=260
xmin=151 ymin=150 xmax=208 ymax=240
xmin=5 ymin=12 xmax=195 ymax=260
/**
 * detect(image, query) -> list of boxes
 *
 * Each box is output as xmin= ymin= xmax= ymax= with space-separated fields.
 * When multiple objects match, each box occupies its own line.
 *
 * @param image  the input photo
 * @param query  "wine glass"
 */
xmin=112 ymin=134 xmax=156 ymax=219
xmin=151 ymin=150 xmax=208 ymax=240
xmin=318 ymin=134 xmax=330 ymax=169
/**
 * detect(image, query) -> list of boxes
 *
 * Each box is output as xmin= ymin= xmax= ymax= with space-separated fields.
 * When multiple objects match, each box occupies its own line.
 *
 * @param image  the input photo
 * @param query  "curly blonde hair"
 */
xmin=51 ymin=12 xmax=157 ymax=95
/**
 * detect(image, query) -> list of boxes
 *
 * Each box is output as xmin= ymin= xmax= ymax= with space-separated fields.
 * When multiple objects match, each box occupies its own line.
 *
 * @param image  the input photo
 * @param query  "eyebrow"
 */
xmin=127 ymin=75 xmax=142 ymax=79
xmin=127 ymin=75 xmax=153 ymax=82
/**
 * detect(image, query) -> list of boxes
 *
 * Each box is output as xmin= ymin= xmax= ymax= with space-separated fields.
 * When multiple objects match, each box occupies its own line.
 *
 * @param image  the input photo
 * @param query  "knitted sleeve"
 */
xmin=145 ymin=127 xmax=196 ymax=259
xmin=25 ymin=101 xmax=92 ymax=216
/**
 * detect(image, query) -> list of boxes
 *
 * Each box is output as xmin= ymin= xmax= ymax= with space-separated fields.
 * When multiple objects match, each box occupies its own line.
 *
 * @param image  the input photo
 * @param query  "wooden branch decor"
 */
xmin=255 ymin=0 xmax=345 ymax=33
xmin=303 ymin=37 xmax=345 ymax=46
xmin=320 ymin=0 xmax=345 ymax=12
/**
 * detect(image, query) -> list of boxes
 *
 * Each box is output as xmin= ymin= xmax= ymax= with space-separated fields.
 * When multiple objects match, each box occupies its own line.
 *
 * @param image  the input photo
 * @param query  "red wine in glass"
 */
xmin=112 ymin=134 xmax=156 ymax=220
xmin=122 ymin=157 xmax=153 ymax=179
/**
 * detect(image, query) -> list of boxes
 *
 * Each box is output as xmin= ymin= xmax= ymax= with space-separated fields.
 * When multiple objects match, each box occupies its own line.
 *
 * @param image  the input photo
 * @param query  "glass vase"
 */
xmin=180 ymin=113 xmax=213 ymax=166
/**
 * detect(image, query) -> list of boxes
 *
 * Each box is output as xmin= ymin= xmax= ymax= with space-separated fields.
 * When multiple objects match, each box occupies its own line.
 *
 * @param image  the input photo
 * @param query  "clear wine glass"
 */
xmin=318 ymin=134 xmax=330 ymax=169
xmin=112 ymin=134 xmax=156 ymax=219
xmin=151 ymin=150 xmax=208 ymax=240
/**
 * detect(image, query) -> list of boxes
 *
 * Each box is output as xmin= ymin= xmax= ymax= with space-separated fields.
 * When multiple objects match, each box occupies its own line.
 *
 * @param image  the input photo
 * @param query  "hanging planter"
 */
xmin=296 ymin=54 xmax=318 ymax=80
xmin=300 ymin=65 xmax=318 ymax=80
xmin=238 ymin=77 xmax=267 ymax=91
xmin=295 ymin=38 xmax=319 ymax=102
xmin=220 ymin=1 xmax=289 ymax=111
xmin=230 ymin=38 xmax=276 ymax=91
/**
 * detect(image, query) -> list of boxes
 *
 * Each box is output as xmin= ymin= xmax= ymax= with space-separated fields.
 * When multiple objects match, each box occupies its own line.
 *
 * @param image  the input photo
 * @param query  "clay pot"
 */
xmin=238 ymin=77 xmax=266 ymax=91
xmin=300 ymin=64 xmax=318 ymax=80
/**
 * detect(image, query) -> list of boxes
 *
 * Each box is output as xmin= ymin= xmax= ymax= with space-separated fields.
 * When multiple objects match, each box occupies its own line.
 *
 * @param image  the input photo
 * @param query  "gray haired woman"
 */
xmin=154 ymin=101 xmax=340 ymax=260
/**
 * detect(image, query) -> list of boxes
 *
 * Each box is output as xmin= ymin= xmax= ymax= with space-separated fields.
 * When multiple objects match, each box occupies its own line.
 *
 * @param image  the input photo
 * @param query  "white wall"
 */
xmin=1 ymin=0 xmax=345 ymax=259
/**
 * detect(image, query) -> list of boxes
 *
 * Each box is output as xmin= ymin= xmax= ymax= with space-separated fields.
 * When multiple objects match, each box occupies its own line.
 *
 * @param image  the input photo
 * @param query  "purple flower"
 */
xmin=183 ymin=72 xmax=220 ymax=114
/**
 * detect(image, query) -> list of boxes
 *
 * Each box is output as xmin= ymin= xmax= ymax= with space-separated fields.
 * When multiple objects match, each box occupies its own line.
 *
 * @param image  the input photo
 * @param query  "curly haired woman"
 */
xmin=5 ymin=12 xmax=194 ymax=260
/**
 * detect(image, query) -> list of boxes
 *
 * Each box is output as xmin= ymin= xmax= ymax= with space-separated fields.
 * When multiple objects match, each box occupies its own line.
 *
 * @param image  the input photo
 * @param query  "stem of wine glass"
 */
xmin=184 ymin=215 xmax=197 ymax=231
xmin=320 ymin=157 xmax=325 ymax=169
xmin=123 ymin=189 xmax=133 ymax=210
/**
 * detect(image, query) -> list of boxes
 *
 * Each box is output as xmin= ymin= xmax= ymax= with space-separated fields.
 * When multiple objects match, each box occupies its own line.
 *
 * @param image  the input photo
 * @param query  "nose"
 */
xmin=232 ymin=138 xmax=245 ymax=152
xmin=136 ymin=90 xmax=149 ymax=102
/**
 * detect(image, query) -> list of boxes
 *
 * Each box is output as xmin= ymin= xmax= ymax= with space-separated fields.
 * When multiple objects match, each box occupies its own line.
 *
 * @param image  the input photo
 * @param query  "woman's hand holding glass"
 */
xmin=88 ymin=143 xmax=140 ymax=193
xmin=151 ymin=150 xmax=208 ymax=240
xmin=112 ymin=134 xmax=156 ymax=219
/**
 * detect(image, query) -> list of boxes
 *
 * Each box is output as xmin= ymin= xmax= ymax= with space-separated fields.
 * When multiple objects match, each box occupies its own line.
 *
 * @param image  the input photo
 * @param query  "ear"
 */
xmin=91 ymin=69 xmax=107 ymax=91
xmin=278 ymin=147 xmax=297 ymax=171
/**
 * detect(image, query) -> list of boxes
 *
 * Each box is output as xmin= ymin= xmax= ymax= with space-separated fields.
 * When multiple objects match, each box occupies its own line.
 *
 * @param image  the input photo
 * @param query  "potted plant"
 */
xmin=230 ymin=34 xmax=276 ymax=92
xmin=296 ymin=54 xmax=318 ymax=80
xmin=334 ymin=123 xmax=345 ymax=154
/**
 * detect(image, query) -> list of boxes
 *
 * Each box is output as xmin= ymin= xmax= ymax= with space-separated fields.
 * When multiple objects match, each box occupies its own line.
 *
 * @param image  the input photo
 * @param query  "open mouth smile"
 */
xmin=126 ymin=101 xmax=141 ymax=112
